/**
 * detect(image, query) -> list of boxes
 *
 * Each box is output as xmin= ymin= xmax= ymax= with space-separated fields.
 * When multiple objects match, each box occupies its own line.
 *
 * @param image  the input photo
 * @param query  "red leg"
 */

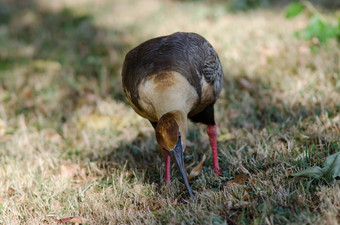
xmin=206 ymin=124 xmax=222 ymax=175
xmin=162 ymin=148 xmax=171 ymax=184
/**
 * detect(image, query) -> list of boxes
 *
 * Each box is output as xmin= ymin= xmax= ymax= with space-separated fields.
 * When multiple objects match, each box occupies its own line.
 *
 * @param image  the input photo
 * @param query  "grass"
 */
xmin=0 ymin=0 xmax=339 ymax=224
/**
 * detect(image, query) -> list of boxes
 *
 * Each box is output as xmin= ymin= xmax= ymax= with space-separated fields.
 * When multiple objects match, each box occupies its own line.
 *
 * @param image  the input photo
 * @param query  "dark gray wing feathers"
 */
xmin=201 ymin=42 xmax=223 ymax=100
xmin=122 ymin=32 xmax=224 ymax=108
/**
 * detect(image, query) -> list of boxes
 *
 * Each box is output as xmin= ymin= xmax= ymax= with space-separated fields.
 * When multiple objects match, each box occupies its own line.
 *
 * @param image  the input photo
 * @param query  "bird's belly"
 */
xmin=137 ymin=71 xmax=199 ymax=121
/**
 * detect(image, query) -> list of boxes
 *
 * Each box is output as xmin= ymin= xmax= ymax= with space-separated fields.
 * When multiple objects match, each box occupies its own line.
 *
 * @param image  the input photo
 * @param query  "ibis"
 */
xmin=122 ymin=32 xmax=223 ymax=199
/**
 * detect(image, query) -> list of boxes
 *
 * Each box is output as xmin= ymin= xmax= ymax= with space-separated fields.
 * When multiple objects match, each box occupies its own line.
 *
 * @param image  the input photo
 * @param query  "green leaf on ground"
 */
xmin=285 ymin=2 xmax=305 ymax=19
xmin=291 ymin=152 xmax=340 ymax=182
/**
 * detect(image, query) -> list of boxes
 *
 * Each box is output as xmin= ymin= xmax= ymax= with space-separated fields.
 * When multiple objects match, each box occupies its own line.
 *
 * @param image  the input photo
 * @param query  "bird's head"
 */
xmin=155 ymin=111 xmax=194 ymax=199
xmin=155 ymin=112 xmax=180 ymax=151
xmin=155 ymin=111 xmax=187 ymax=151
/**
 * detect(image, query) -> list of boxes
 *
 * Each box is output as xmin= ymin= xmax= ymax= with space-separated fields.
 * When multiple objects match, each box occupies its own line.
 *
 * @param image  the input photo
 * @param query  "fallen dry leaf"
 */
xmin=7 ymin=187 xmax=15 ymax=198
xmin=60 ymin=164 xmax=80 ymax=179
xmin=20 ymin=86 xmax=33 ymax=99
xmin=56 ymin=216 xmax=86 ymax=224
xmin=250 ymin=177 xmax=258 ymax=185
xmin=124 ymin=169 xmax=134 ymax=179
xmin=188 ymin=154 xmax=206 ymax=181
xmin=185 ymin=161 xmax=195 ymax=169
xmin=238 ymin=77 xmax=254 ymax=91
xmin=242 ymin=192 xmax=250 ymax=201
xmin=227 ymin=173 xmax=249 ymax=185
xmin=217 ymin=133 xmax=234 ymax=142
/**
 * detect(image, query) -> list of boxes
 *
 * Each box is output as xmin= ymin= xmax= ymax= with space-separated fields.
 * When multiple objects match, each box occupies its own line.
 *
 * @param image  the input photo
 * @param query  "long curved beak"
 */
xmin=169 ymin=135 xmax=194 ymax=199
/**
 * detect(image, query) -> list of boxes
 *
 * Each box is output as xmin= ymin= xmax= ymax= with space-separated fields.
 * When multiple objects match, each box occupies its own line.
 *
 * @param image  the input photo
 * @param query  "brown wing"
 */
xmin=121 ymin=32 xmax=223 ymax=111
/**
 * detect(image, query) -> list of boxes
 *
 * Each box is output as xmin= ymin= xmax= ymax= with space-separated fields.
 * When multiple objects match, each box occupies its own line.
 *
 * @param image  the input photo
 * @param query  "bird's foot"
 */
xmin=214 ymin=167 xmax=222 ymax=176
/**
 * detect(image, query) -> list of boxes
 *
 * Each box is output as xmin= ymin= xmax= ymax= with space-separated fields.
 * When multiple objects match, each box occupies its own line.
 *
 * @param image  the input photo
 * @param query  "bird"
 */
xmin=121 ymin=32 xmax=223 ymax=199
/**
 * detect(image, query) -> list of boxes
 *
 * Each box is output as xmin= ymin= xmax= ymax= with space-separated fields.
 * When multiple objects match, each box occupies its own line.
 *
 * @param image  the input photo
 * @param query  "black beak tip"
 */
xmin=188 ymin=190 xmax=195 ymax=200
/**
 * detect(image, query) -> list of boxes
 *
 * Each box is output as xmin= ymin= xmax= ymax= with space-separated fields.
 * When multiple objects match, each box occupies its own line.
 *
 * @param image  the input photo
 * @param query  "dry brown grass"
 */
xmin=0 ymin=0 xmax=339 ymax=224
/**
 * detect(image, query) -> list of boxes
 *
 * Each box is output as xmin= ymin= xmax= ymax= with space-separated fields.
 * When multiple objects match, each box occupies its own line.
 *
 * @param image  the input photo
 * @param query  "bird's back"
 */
xmin=122 ymin=32 xmax=223 ymax=120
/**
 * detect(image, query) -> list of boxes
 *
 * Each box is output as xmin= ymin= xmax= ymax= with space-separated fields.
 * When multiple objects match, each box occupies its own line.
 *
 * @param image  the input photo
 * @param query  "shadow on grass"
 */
xmin=222 ymin=74 xmax=339 ymax=129
xmin=86 ymin=125 xmax=227 ymax=189
xmin=88 ymin=134 xmax=185 ymax=185
xmin=1 ymin=0 xmax=127 ymax=76
xmin=0 ymin=0 xmax=131 ymax=119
